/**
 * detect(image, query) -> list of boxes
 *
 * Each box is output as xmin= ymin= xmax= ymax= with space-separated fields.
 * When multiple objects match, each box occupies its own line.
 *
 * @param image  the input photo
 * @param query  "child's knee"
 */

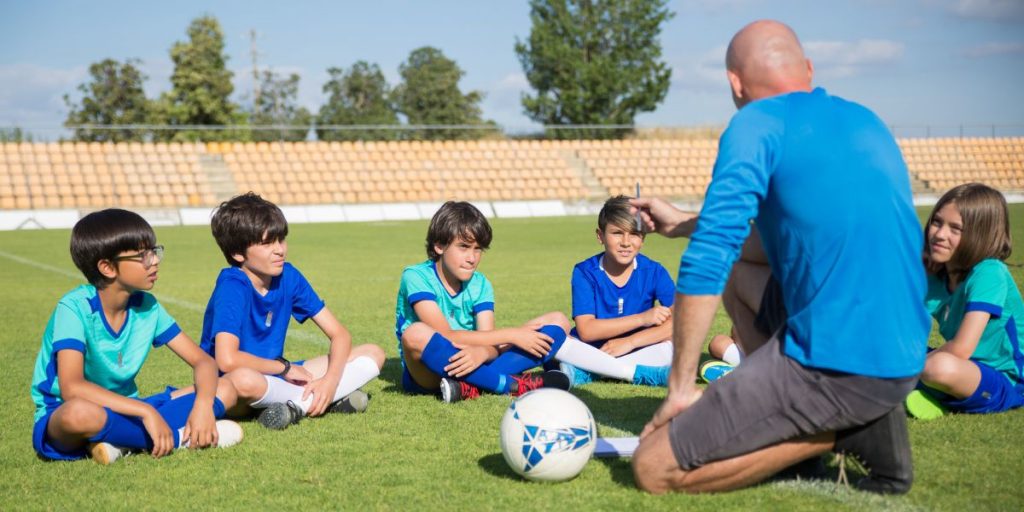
xmin=225 ymin=368 xmax=266 ymax=400
xmin=354 ymin=343 xmax=387 ymax=368
xmin=55 ymin=398 xmax=106 ymax=434
xmin=215 ymin=377 xmax=239 ymax=407
xmin=709 ymin=334 xmax=734 ymax=359
xmin=401 ymin=323 xmax=435 ymax=353
xmin=536 ymin=311 xmax=570 ymax=331
xmin=921 ymin=352 xmax=959 ymax=385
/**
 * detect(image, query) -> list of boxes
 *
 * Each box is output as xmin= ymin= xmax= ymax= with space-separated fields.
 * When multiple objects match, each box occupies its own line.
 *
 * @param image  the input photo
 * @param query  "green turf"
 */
xmin=1 ymin=206 xmax=1023 ymax=511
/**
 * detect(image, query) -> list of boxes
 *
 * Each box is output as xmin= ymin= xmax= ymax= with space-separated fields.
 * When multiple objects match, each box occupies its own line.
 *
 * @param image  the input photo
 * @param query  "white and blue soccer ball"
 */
xmin=500 ymin=388 xmax=596 ymax=482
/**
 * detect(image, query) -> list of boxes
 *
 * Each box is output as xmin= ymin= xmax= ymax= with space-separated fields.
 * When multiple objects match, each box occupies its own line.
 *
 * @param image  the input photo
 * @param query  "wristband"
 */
xmin=275 ymin=356 xmax=291 ymax=377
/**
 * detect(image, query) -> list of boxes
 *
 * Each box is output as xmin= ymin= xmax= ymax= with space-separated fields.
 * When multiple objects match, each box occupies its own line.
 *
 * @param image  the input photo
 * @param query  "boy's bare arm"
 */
xmin=574 ymin=306 xmax=671 ymax=342
xmin=166 ymin=332 xmax=221 ymax=448
xmin=55 ymin=350 xmax=174 ymax=457
xmin=304 ymin=307 xmax=352 ymax=416
xmin=412 ymin=301 xmax=553 ymax=358
xmin=213 ymin=332 xmax=312 ymax=383
xmin=601 ymin=317 xmax=674 ymax=357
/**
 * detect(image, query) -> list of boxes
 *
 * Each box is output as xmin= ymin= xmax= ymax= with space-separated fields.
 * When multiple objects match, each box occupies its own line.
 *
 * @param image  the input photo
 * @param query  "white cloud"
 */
xmin=669 ymin=44 xmax=730 ymax=92
xmin=0 ymin=64 xmax=87 ymax=129
xmin=680 ymin=0 xmax=763 ymax=14
xmin=949 ymin=0 xmax=1024 ymax=21
xmin=961 ymin=41 xmax=1024 ymax=57
xmin=804 ymin=39 xmax=904 ymax=78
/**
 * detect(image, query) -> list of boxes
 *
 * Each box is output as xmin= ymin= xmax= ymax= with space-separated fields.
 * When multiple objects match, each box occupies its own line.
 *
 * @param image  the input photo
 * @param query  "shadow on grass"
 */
xmin=478 ymin=452 xmax=523 ymax=481
xmin=570 ymin=387 xmax=663 ymax=435
xmin=594 ymin=456 xmax=637 ymax=488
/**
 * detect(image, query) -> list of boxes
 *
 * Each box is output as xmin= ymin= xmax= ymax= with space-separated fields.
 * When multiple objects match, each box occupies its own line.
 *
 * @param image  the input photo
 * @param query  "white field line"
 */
xmin=0 ymin=248 xmax=327 ymax=347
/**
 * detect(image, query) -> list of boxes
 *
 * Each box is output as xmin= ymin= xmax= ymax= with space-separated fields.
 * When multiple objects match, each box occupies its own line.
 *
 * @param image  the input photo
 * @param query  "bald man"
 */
xmin=630 ymin=20 xmax=930 ymax=494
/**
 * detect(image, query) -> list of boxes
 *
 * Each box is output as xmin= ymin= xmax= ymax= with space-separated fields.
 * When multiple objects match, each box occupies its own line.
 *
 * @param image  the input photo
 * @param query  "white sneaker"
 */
xmin=89 ymin=442 xmax=130 ymax=465
xmin=178 ymin=420 xmax=244 ymax=449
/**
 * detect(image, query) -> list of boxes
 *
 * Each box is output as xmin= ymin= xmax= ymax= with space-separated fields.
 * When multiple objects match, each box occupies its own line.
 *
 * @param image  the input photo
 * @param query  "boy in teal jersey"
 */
xmin=910 ymin=183 xmax=1024 ymax=417
xmin=31 ymin=209 xmax=242 ymax=464
xmin=396 ymin=201 xmax=572 ymax=402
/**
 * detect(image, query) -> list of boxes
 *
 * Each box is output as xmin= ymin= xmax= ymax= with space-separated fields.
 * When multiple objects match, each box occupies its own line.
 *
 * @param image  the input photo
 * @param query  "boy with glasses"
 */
xmin=200 ymin=193 xmax=385 ymax=430
xmin=31 ymin=209 xmax=243 ymax=464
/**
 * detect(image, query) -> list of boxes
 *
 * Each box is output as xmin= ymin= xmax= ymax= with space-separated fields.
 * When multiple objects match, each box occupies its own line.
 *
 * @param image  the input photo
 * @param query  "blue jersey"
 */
xmin=31 ymin=285 xmax=181 ymax=421
xmin=394 ymin=260 xmax=495 ymax=363
xmin=200 ymin=263 xmax=325 ymax=360
xmin=677 ymin=87 xmax=930 ymax=378
xmin=570 ymin=253 xmax=675 ymax=342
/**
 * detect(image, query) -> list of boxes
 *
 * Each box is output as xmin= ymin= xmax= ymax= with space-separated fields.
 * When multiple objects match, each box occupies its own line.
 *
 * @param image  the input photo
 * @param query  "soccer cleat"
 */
xmin=328 ymin=389 xmax=370 ymax=414
xmin=258 ymin=400 xmax=304 ymax=430
xmin=89 ymin=442 xmax=130 ymax=465
xmin=904 ymin=389 xmax=947 ymax=420
xmin=440 ymin=377 xmax=480 ymax=403
xmin=633 ymin=364 xmax=671 ymax=387
xmin=509 ymin=370 xmax=571 ymax=397
xmin=833 ymin=404 xmax=914 ymax=494
xmin=699 ymin=360 xmax=735 ymax=384
xmin=178 ymin=419 xmax=246 ymax=448
xmin=559 ymin=361 xmax=594 ymax=387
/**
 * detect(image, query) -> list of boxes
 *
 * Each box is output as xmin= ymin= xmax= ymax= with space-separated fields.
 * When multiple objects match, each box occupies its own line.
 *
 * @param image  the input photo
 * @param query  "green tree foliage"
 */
xmin=317 ymin=61 xmax=400 ymax=141
xmin=394 ymin=47 xmax=493 ymax=140
xmin=0 ymin=127 xmax=33 ymax=142
xmin=63 ymin=59 xmax=150 ymax=142
xmin=153 ymin=15 xmax=245 ymax=141
xmin=515 ymin=0 xmax=674 ymax=139
xmin=249 ymin=70 xmax=312 ymax=142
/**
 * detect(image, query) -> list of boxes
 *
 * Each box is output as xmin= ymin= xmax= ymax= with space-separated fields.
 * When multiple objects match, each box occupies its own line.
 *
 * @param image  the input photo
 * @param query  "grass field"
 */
xmin=2 ymin=206 xmax=1023 ymax=511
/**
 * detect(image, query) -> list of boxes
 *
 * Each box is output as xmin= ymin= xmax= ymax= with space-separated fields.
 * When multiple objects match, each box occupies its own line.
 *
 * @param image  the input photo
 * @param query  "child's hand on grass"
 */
xmin=182 ymin=405 xmax=218 ymax=449
xmin=445 ymin=346 xmax=494 ymax=377
xmin=303 ymin=374 xmax=341 ymax=417
xmin=141 ymin=406 xmax=175 ymax=457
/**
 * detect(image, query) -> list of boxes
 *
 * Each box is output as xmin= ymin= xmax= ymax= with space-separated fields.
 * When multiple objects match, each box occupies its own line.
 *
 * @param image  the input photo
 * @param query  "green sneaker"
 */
xmin=904 ymin=390 xmax=947 ymax=420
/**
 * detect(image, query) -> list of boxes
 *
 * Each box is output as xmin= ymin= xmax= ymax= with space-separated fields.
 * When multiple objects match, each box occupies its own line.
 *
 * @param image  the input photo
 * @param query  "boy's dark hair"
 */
xmin=598 ymin=195 xmax=643 ymax=235
xmin=927 ymin=182 xmax=1012 ymax=282
xmin=211 ymin=192 xmax=289 ymax=266
xmin=426 ymin=201 xmax=492 ymax=261
xmin=70 ymin=208 xmax=156 ymax=288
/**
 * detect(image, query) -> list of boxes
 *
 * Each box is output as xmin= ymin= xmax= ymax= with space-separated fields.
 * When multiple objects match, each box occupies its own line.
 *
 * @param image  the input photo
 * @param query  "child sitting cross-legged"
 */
xmin=31 ymin=209 xmax=243 ymax=465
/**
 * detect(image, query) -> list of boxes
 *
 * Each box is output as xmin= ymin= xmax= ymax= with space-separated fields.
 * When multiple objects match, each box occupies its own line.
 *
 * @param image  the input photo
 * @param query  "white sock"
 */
xmin=330 ymin=356 xmax=380 ymax=402
xmin=617 ymin=341 xmax=674 ymax=366
xmin=722 ymin=343 xmax=743 ymax=366
xmin=554 ymin=337 xmax=635 ymax=381
xmin=250 ymin=357 xmax=380 ymax=414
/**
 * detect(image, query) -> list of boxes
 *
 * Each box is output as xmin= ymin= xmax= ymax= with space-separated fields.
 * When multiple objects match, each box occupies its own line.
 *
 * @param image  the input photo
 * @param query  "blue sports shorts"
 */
xmin=923 ymin=360 xmax=1024 ymax=414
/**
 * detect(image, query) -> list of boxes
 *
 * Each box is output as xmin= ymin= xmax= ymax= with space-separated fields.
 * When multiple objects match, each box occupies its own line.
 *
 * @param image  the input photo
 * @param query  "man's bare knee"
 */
xmin=632 ymin=426 xmax=688 ymax=494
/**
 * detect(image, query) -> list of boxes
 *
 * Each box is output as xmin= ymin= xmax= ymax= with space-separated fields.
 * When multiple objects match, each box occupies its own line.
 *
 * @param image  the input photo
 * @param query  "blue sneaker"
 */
xmin=699 ymin=360 xmax=734 ymax=384
xmin=633 ymin=365 xmax=670 ymax=386
xmin=559 ymin=362 xmax=593 ymax=387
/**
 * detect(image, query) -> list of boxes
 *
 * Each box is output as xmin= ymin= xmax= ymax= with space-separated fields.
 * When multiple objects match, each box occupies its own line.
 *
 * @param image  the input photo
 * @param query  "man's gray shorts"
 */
xmin=669 ymin=334 xmax=917 ymax=470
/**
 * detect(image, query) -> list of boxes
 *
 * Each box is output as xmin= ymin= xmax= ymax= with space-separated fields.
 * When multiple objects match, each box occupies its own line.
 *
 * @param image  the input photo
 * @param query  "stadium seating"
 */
xmin=1 ymin=137 xmax=1022 ymax=210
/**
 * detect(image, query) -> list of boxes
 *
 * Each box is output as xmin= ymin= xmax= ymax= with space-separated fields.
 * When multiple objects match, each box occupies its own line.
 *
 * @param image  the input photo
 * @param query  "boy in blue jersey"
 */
xmin=561 ymin=196 xmax=675 ymax=386
xmin=31 ymin=209 xmax=242 ymax=464
xmin=201 ymin=193 xmax=385 ymax=430
xmin=396 ymin=201 xmax=578 ymax=402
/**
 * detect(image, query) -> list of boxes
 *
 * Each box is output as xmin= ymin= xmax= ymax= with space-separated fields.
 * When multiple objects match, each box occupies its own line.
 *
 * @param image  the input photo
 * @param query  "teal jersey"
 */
xmin=394 ymin=260 xmax=495 ymax=362
xmin=925 ymin=259 xmax=1024 ymax=384
xmin=30 ymin=285 xmax=181 ymax=422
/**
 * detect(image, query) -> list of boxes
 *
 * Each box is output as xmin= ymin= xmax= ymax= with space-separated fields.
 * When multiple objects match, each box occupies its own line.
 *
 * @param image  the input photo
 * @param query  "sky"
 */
xmin=1 ymin=0 xmax=1023 ymax=139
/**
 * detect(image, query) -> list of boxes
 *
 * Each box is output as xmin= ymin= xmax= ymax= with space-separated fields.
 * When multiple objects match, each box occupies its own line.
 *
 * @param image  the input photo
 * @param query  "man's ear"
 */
xmin=805 ymin=57 xmax=814 ymax=84
xmin=727 ymin=70 xmax=745 ymax=106
xmin=97 ymin=259 xmax=118 ymax=280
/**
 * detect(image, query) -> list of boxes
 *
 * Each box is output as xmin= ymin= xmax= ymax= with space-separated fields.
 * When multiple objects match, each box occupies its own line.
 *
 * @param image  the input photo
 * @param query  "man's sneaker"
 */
xmin=328 ymin=389 xmax=370 ymax=414
xmin=833 ymin=404 xmax=914 ymax=494
xmin=258 ymin=400 xmax=304 ymax=430
xmin=633 ymin=364 xmax=670 ymax=386
xmin=89 ymin=442 xmax=130 ymax=465
xmin=177 ymin=419 xmax=246 ymax=448
xmin=559 ymin=362 xmax=593 ymax=387
xmin=699 ymin=360 xmax=735 ymax=384
xmin=440 ymin=378 xmax=480 ymax=403
xmin=904 ymin=389 xmax=947 ymax=420
xmin=509 ymin=370 xmax=571 ymax=397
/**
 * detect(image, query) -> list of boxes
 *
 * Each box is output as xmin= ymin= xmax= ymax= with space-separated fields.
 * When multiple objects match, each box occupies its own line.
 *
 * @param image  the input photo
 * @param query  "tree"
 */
xmin=515 ymin=0 xmax=674 ymax=139
xmin=0 ymin=127 xmax=33 ymax=143
xmin=63 ymin=59 xmax=150 ymax=142
xmin=394 ymin=47 xmax=493 ymax=140
xmin=316 ymin=61 xmax=399 ymax=141
xmin=153 ymin=15 xmax=245 ymax=141
xmin=249 ymin=70 xmax=312 ymax=142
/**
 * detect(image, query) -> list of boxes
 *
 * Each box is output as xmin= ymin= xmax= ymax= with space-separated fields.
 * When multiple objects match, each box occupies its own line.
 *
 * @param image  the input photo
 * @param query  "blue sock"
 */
xmin=89 ymin=395 xmax=227 ymax=450
xmin=487 ymin=324 xmax=567 ymax=374
xmin=421 ymin=332 xmax=508 ymax=393
xmin=633 ymin=365 xmax=670 ymax=386
xmin=155 ymin=394 xmax=228 ymax=431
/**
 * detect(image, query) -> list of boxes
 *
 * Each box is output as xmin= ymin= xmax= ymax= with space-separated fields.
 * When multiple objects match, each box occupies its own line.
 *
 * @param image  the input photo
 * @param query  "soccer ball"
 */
xmin=500 ymin=388 xmax=596 ymax=482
